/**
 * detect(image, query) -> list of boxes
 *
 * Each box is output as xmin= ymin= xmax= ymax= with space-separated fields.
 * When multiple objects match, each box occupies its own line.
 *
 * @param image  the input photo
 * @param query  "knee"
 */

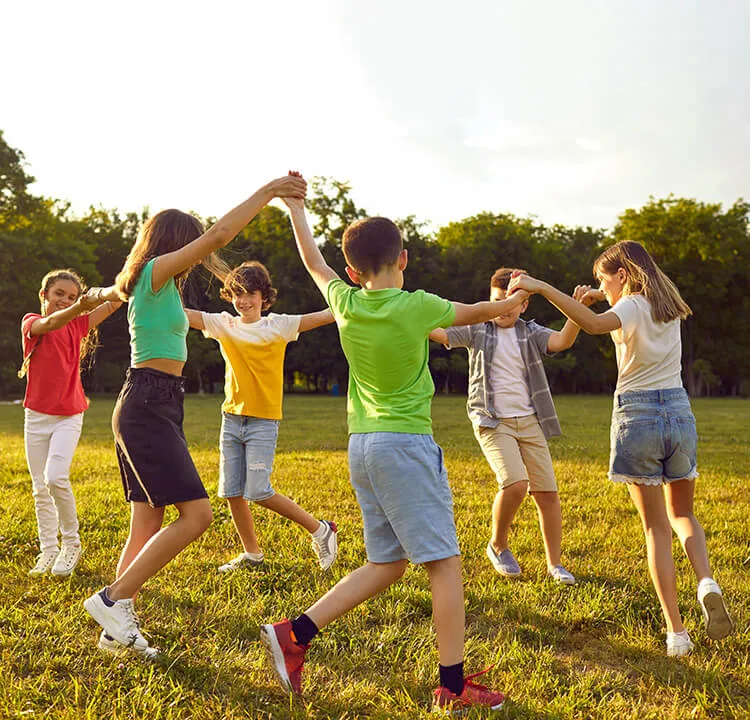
xmin=44 ymin=474 xmax=72 ymax=495
xmin=184 ymin=502 xmax=213 ymax=534
xmin=500 ymin=481 xmax=528 ymax=502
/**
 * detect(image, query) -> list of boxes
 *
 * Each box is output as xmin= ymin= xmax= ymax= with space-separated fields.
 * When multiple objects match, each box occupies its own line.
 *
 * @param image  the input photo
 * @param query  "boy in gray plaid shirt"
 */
xmin=431 ymin=268 xmax=591 ymax=584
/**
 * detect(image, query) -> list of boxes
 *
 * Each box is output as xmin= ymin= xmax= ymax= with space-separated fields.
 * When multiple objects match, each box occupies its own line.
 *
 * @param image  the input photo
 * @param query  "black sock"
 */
xmin=439 ymin=662 xmax=464 ymax=696
xmin=290 ymin=613 xmax=319 ymax=647
xmin=99 ymin=587 xmax=115 ymax=607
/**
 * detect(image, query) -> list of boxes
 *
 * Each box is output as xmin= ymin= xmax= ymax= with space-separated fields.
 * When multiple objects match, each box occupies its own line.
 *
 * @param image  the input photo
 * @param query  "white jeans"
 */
xmin=24 ymin=409 xmax=83 ymax=551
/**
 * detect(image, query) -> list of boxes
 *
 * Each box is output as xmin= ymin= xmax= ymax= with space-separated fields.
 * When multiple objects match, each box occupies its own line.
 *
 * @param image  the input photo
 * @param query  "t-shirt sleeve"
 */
xmin=201 ymin=312 xmax=225 ymax=340
xmin=527 ymin=321 xmax=555 ymax=356
xmin=611 ymin=296 xmax=638 ymax=342
xmin=21 ymin=313 xmax=42 ymax=358
xmin=445 ymin=324 xmax=473 ymax=348
xmin=325 ymin=278 xmax=352 ymax=320
xmin=419 ymin=291 xmax=456 ymax=332
xmin=273 ymin=314 xmax=302 ymax=343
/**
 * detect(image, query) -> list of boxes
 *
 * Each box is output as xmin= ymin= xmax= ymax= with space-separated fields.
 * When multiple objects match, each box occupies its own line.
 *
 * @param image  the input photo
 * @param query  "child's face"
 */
xmin=231 ymin=290 xmax=264 ymax=323
xmin=42 ymin=280 xmax=80 ymax=315
xmin=490 ymin=286 xmax=527 ymax=328
xmin=596 ymin=269 xmax=625 ymax=306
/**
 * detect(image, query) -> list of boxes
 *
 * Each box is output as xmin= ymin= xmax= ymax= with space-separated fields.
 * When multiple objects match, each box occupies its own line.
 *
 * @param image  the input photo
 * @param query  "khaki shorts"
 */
xmin=474 ymin=415 xmax=557 ymax=492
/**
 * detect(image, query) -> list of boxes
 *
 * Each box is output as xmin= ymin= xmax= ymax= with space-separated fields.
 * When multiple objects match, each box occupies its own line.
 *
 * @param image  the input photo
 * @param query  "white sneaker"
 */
xmin=29 ymin=548 xmax=60 ymax=576
xmin=666 ymin=630 xmax=694 ymax=657
xmin=83 ymin=589 xmax=149 ymax=651
xmin=51 ymin=544 xmax=82 ymax=577
xmin=218 ymin=551 xmax=265 ymax=573
xmin=98 ymin=630 xmax=159 ymax=661
xmin=548 ymin=565 xmax=577 ymax=586
xmin=697 ymin=578 xmax=734 ymax=640
xmin=311 ymin=520 xmax=338 ymax=570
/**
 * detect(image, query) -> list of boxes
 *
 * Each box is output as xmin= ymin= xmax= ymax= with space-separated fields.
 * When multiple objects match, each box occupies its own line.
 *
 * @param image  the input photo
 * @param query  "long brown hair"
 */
xmin=19 ymin=269 xmax=99 ymax=378
xmin=115 ymin=209 xmax=205 ymax=298
xmin=593 ymin=241 xmax=691 ymax=322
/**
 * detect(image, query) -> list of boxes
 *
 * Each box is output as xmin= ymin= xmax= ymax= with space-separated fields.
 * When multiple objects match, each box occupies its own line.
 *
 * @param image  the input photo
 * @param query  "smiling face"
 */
xmin=41 ymin=279 xmax=81 ymax=315
xmin=231 ymin=289 xmax=264 ymax=323
xmin=490 ymin=286 xmax=528 ymax=328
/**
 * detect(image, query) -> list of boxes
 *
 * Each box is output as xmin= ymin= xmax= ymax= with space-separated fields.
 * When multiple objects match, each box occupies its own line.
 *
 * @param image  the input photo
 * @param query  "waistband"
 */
xmin=126 ymin=366 xmax=185 ymax=389
xmin=615 ymin=387 xmax=687 ymax=407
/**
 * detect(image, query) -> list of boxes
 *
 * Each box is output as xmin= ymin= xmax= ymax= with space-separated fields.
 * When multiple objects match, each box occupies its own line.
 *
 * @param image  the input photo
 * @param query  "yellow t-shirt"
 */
xmin=201 ymin=311 xmax=301 ymax=419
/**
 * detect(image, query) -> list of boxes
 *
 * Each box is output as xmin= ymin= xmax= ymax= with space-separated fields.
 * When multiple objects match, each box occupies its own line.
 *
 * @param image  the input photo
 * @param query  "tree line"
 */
xmin=1 ymin=130 xmax=748 ymax=399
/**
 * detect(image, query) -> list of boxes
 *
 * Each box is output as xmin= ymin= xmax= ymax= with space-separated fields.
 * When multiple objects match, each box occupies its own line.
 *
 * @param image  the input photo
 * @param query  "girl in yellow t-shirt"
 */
xmin=186 ymin=261 xmax=339 ymax=572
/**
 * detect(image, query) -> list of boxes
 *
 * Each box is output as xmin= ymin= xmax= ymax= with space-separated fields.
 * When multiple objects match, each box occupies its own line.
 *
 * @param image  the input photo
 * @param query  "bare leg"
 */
xmin=490 ymin=481 xmax=527 ymax=554
xmin=530 ymin=491 xmax=562 ymax=568
xmin=227 ymin=496 xmax=261 ymax=554
xmin=256 ymin=492 xmax=319 ymax=534
xmin=115 ymin=502 xmax=165 ymax=599
xmin=305 ymin=560 xmax=408 ymax=629
xmin=108 ymin=498 xmax=213 ymax=601
xmin=664 ymin=479 xmax=712 ymax=581
xmin=627 ymin=483 xmax=684 ymax=633
xmin=424 ymin=555 xmax=465 ymax=666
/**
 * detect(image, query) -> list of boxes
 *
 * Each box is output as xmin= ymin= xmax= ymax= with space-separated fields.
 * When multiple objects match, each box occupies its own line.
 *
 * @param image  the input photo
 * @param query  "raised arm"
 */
xmin=28 ymin=292 xmax=102 ymax=336
xmin=451 ymin=290 xmax=530 ymax=327
xmin=429 ymin=328 xmax=449 ymax=345
xmin=87 ymin=298 xmax=124 ymax=330
xmin=151 ymin=175 xmax=307 ymax=292
xmin=284 ymin=197 xmax=339 ymax=295
xmin=546 ymin=285 xmax=597 ymax=351
xmin=298 ymin=309 xmax=335 ymax=333
xmin=508 ymin=275 xmax=620 ymax=335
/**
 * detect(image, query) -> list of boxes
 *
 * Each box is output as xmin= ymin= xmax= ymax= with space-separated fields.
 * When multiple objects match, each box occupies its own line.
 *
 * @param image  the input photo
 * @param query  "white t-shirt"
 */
xmin=489 ymin=326 xmax=534 ymax=417
xmin=610 ymin=294 xmax=683 ymax=394
xmin=201 ymin=311 xmax=301 ymax=419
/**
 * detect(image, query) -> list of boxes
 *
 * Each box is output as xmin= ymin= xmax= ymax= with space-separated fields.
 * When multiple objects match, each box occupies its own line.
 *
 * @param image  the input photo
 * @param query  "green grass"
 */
xmin=0 ymin=395 xmax=748 ymax=719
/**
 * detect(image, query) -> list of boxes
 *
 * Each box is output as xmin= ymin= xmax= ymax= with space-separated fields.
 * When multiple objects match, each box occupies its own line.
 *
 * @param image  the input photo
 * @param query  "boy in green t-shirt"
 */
xmin=260 ymin=179 xmax=529 ymax=713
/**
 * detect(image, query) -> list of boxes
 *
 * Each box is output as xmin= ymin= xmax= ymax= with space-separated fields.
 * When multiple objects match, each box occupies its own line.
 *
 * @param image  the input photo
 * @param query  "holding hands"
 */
xmin=281 ymin=171 xmax=306 ymax=211
xmin=573 ymin=285 xmax=606 ymax=307
xmin=270 ymin=172 xmax=306 ymax=205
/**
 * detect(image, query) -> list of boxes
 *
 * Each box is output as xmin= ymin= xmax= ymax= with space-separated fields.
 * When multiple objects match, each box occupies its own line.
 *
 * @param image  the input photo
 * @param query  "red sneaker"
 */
xmin=260 ymin=619 xmax=308 ymax=695
xmin=432 ymin=668 xmax=506 ymax=714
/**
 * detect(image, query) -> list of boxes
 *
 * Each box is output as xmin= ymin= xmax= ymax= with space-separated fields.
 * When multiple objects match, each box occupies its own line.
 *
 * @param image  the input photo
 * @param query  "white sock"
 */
xmin=311 ymin=521 xmax=327 ymax=539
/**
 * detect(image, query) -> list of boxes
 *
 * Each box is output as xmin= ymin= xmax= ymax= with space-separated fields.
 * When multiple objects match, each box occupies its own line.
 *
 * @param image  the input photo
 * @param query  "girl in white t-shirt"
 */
xmin=186 ymin=261 xmax=339 ymax=573
xmin=509 ymin=241 xmax=733 ymax=657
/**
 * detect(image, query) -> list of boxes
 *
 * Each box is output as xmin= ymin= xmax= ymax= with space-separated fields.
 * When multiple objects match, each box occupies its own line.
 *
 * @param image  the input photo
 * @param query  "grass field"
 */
xmin=0 ymin=394 xmax=748 ymax=719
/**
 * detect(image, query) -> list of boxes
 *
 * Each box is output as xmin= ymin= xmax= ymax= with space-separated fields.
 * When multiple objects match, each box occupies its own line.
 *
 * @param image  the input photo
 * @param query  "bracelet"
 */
xmin=97 ymin=288 xmax=104 ymax=302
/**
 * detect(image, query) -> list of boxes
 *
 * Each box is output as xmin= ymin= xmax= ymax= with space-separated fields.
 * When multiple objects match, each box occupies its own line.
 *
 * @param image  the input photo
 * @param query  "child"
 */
xmin=21 ymin=269 xmax=121 ymax=577
xmin=430 ymin=267 xmax=589 ymax=585
xmin=508 ymin=241 xmax=734 ymax=656
xmin=185 ymin=260 xmax=338 ymax=572
xmin=261 ymin=181 xmax=531 ymax=713
xmin=82 ymin=174 xmax=307 ymax=658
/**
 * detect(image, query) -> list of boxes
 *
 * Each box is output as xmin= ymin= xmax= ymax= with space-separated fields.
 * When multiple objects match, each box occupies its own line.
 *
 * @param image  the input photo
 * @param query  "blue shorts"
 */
xmin=609 ymin=388 xmax=698 ymax=486
xmin=219 ymin=413 xmax=279 ymax=501
xmin=348 ymin=432 xmax=460 ymax=565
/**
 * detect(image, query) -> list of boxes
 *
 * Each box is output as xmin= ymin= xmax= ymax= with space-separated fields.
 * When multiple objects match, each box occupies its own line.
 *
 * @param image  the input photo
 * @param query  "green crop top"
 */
xmin=128 ymin=259 xmax=189 ymax=365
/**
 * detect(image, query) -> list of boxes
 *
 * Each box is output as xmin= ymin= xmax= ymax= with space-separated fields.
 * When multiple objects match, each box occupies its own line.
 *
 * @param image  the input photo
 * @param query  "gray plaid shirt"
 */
xmin=444 ymin=319 xmax=562 ymax=439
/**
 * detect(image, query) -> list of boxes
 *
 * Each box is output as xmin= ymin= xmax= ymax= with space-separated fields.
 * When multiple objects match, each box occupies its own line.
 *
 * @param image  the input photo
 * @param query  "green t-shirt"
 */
xmin=128 ymin=258 xmax=189 ymax=365
xmin=326 ymin=278 xmax=456 ymax=434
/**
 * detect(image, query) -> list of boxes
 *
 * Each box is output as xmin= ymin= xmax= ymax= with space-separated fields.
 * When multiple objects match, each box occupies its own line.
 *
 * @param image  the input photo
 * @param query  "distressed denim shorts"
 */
xmin=348 ymin=432 xmax=460 ymax=564
xmin=219 ymin=413 xmax=279 ymax=501
xmin=609 ymin=388 xmax=698 ymax=486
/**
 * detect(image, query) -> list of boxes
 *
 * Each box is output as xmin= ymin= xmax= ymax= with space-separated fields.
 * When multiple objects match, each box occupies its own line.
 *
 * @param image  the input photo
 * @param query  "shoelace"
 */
xmin=459 ymin=665 xmax=496 ymax=694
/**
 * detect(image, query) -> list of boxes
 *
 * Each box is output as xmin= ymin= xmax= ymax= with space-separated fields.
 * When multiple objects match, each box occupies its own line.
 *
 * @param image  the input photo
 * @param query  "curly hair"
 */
xmin=219 ymin=261 xmax=278 ymax=310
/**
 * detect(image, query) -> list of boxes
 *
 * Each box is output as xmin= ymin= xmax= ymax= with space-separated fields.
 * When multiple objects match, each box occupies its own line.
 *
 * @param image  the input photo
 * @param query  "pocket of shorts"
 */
xmin=614 ymin=418 xmax=662 ymax=462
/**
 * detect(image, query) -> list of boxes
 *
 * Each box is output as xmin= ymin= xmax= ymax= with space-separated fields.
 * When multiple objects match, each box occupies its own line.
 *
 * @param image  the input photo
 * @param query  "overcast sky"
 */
xmin=3 ymin=0 xmax=748 ymax=231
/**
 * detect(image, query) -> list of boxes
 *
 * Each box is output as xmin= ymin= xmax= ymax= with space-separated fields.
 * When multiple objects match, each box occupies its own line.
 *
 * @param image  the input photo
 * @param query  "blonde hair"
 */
xmin=19 ymin=269 xmax=99 ymax=378
xmin=594 ymin=241 xmax=691 ymax=322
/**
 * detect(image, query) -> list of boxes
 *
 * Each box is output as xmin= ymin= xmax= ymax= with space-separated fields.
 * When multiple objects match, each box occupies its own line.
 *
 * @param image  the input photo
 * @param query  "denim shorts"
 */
xmin=219 ymin=413 xmax=279 ymax=501
xmin=609 ymin=388 xmax=698 ymax=486
xmin=113 ymin=368 xmax=208 ymax=507
xmin=348 ymin=432 xmax=460 ymax=564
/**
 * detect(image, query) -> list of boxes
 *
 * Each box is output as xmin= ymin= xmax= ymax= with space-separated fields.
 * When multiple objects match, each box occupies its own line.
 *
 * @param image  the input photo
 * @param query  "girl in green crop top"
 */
xmin=83 ymin=173 xmax=307 ymax=656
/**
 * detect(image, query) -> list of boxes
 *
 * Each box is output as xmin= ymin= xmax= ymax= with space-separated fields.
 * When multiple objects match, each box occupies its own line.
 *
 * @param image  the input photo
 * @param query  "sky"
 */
xmin=3 ymin=0 xmax=749 ymax=232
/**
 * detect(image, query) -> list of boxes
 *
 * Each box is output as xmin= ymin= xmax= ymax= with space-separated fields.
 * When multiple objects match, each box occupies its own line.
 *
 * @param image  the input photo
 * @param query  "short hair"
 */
xmin=220 ymin=261 xmax=277 ymax=310
xmin=490 ymin=267 xmax=526 ymax=292
xmin=342 ymin=217 xmax=403 ymax=276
